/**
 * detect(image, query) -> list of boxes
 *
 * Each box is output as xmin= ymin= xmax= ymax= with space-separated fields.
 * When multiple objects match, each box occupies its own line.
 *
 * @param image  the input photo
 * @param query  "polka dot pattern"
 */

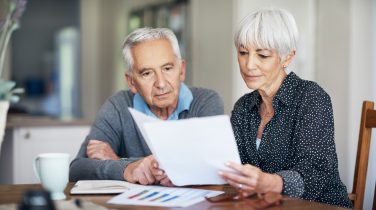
xmin=231 ymin=72 xmax=352 ymax=208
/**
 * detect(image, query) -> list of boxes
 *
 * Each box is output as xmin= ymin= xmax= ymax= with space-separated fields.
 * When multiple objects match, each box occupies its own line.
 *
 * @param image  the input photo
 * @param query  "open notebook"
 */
xmin=70 ymin=180 xmax=130 ymax=194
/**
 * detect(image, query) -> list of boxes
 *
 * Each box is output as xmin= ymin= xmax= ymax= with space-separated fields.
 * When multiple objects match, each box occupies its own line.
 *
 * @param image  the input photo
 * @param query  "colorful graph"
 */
xmin=108 ymin=185 xmax=223 ymax=207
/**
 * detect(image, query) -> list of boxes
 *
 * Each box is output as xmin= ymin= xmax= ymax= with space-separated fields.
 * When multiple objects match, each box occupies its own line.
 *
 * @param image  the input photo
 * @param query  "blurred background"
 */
xmin=1 ymin=0 xmax=375 ymax=209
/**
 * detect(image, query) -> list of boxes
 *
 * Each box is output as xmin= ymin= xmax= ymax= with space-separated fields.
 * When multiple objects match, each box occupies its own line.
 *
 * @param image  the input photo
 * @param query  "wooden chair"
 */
xmin=349 ymin=101 xmax=376 ymax=210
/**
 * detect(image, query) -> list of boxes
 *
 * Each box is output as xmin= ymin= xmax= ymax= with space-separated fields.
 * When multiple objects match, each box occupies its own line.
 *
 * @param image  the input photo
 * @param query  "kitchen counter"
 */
xmin=5 ymin=115 xmax=92 ymax=128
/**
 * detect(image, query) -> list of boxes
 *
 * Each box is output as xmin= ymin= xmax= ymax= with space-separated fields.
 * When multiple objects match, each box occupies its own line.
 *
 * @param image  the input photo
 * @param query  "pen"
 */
xmin=74 ymin=199 xmax=82 ymax=208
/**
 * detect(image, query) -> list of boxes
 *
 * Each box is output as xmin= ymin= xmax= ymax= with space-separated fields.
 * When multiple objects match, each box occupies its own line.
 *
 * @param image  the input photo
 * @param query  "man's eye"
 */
xmin=164 ymin=67 xmax=173 ymax=71
xmin=141 ymin=71 xmax=152 ymax=77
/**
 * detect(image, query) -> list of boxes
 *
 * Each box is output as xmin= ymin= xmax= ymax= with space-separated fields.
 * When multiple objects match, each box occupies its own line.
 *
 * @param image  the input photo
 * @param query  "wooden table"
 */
xmin=0 ymin=183 xmax=348 ymax=210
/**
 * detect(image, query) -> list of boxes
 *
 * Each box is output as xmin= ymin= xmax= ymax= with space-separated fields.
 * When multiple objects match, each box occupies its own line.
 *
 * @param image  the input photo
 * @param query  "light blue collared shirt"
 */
xmin=133 ymin=83 xmax=193 ymax=120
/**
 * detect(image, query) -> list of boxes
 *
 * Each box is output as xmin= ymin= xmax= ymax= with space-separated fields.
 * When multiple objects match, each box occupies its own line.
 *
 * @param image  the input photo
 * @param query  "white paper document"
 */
xmin=128 ymin=108 xmax=241 ymax=186
xmin=107 ymin=183 xmax=223 ymax=207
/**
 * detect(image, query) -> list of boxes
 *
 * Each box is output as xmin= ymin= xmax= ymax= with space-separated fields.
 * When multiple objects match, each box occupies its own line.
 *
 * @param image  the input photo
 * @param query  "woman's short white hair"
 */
xmin=122 ymin=27 xmax=181 ymax=72
xmin=234 ymin=8 xmax=299 ymax=60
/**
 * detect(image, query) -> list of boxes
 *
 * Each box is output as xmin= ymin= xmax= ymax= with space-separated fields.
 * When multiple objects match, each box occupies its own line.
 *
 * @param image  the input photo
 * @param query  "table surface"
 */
xmin=0 ymin=183 xmax=348 ymax=210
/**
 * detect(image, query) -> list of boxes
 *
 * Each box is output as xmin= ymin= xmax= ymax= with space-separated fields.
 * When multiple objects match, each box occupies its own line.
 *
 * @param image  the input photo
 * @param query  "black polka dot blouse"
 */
xmin=231 ymin=72 xmax=352 ymax=208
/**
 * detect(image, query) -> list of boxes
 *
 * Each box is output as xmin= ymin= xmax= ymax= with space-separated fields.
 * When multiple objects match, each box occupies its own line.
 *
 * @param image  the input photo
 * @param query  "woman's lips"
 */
xmin=244 ymin=74 xmax=262 ymax=80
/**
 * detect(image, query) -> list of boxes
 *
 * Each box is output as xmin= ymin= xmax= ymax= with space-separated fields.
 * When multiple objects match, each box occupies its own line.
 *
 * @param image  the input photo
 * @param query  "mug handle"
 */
xmin=33 ymin=156 xmax=41 ymax=182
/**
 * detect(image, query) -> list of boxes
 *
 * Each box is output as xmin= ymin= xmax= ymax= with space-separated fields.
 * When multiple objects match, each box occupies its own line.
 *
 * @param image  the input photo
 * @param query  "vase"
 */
xmin=0 ymin=100 xmax=9 ymax=151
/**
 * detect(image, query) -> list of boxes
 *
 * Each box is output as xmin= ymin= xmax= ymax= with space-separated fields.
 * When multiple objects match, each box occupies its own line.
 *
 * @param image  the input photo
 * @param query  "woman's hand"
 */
xmin=219 ymin=161 xmax=283 ymax=195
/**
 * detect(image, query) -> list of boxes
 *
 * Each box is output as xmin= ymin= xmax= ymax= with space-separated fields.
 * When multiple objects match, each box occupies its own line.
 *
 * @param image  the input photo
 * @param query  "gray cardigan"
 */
xmin=69 ymin=87 xmax=224 ymax=181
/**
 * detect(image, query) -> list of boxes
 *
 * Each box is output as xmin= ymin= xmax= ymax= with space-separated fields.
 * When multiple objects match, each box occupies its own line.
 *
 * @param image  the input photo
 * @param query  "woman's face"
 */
xmin=237 ymin=46 xmax=292 ymax=91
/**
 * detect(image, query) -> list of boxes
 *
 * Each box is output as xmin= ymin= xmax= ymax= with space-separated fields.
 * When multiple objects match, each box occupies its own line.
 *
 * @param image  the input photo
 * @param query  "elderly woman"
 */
xmin=219 ymin=8 xmax=352 ymax=208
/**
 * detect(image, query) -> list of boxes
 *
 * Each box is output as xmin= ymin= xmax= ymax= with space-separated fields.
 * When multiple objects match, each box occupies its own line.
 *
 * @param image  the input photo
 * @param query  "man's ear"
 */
xmin=179 ymin=59 xmax=186 ymax=82
xmin=282 ymin=50 xmax=296 ymax=68
xmin=125 ymin=72 xmax=138 ymax=93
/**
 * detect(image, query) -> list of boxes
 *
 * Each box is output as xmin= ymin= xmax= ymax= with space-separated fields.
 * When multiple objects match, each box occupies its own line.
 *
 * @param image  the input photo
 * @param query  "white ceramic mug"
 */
xmin=34 ymin=153 xmax=70 ymax=200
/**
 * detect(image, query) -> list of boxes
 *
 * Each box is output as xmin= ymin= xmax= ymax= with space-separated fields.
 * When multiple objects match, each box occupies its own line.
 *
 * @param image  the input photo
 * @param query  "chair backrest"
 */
xmin=349 ymin=101 xmax=376 ymax=210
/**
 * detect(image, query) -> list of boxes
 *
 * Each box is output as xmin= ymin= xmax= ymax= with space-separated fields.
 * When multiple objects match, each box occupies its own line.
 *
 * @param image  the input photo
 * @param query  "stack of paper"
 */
xmin=128 ymin=108 xmax=241 ymax=186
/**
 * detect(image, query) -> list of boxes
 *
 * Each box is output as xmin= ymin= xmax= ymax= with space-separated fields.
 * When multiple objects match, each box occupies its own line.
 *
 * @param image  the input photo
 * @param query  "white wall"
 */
xmin=318 ymin=0 xmax=376 ymax=209
xmin=358 ymin=0 xmax=376 ymax=209
xmin=348 ymin=0 xmax=375 ymax=194
xmin=370 ymin=2 xmax=376 ymax=208
xmin=80 ymin=0 xmax=102 ymax=120
xmin=191 ymin=0 xmax=234 ymax=113
xmin=316 ymin=0 xmax=351 ymax=193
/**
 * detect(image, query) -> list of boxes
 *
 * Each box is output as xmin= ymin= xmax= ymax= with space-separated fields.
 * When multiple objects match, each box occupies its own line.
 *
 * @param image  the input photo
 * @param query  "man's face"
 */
xmin=126 ymin=39 xmax=186 ymax=111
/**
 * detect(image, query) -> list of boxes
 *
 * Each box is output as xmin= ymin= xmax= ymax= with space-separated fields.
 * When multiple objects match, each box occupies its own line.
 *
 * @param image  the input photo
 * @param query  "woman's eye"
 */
xmin=239 ymin=51 xmax=248 ymax=56
xmin=258 ymin=54 xmax=268 ymax=59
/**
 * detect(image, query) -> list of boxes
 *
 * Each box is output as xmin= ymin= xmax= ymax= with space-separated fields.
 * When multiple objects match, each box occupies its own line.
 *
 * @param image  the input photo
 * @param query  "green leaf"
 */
xmin=0 ymin=80 xmax=23 ymax=102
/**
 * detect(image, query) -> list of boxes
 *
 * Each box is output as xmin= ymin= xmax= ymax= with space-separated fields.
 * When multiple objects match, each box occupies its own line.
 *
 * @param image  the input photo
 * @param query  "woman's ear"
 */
xmin=282 ymin=50 xmax=296 ymax=68
xmin=125 ymin=72 xmax=138 ymax=93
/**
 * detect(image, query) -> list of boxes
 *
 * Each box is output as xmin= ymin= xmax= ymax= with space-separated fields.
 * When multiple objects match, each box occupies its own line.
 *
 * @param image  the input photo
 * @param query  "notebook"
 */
xmin=70 ymin=180 xmax=129 ymax=194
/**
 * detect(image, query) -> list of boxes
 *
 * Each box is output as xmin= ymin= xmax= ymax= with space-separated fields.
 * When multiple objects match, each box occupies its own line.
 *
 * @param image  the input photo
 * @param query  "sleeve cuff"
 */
xmin=276 ymin=170 xmax=304 ymax=197
xmin=116 ymin=157 xmax=143 ymax=180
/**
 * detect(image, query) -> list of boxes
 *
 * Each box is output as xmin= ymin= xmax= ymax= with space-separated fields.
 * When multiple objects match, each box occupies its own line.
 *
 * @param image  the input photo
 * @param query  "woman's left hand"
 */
xmin=219 ymin=161 xmax=283 ymax=195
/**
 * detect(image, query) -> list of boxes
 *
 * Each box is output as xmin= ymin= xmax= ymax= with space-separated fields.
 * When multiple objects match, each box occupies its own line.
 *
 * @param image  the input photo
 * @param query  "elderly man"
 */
xmin=69 ymin=27 xmax=224 ymax=186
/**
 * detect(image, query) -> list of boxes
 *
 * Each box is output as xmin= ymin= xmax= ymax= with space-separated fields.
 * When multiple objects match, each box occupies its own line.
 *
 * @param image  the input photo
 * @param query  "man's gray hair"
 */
xmin=122 ymin=27 xmax=181 ymax=72
xmin=234 ymin=8 xmax=298 ymax=60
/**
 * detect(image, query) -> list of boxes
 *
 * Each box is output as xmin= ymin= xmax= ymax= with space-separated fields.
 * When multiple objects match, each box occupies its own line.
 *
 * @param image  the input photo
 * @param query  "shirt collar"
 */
xmin=133 ymin=83 xmax=193 ymax=120
xmin=274 ymin=72 xmax=300 ymax=107
xmin=248 ymin=72 xmax=301 ymax=109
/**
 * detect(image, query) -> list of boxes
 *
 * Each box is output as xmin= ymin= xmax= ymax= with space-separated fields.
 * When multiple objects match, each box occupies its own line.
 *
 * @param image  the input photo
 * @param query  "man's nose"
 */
xmin=154 ymin=71 xmax=167 ymax=89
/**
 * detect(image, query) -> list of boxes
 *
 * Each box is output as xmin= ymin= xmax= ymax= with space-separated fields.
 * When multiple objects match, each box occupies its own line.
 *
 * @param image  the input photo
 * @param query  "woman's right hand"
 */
xmin=219 ymin=161 xmax=283 ymax=195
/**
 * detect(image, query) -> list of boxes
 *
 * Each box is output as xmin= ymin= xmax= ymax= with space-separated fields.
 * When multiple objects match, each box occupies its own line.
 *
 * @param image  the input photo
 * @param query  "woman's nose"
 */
xmin=246 ymin=55 xmax=257 ymax=71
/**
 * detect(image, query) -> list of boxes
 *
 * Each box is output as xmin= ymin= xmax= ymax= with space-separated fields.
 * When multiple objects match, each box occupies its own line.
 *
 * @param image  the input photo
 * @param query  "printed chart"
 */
xmin=108 ymin=185 xmax=223 ymax=207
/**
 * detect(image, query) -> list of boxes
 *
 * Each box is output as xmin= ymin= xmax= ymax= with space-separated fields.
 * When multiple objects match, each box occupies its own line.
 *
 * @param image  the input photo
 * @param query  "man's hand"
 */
xmin=124 ymin=155 xmax=157 ymax=185
xmin=86 ymin=140 xmax=119 ymax=160
xmin=151 ymin=160 xmax=175 ymax=187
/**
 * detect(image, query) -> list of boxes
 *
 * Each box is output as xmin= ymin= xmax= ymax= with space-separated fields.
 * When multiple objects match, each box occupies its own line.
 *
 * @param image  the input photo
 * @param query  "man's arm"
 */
xmin=69 ymin=138 xmax=136 ymax=181
xmin=69 ymin=93 xmax=151 ymax=182
xmin=189 ymin=88 xmax=225 ymax=117
xmin=86 ymin=140 xmax=120 ymax=160
xmin=84 ymin=139 xmax=158 ymax=185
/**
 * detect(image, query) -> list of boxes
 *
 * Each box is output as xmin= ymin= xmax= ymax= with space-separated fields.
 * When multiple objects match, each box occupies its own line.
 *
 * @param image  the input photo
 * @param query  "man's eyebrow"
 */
xmin=161 ymin=62 xmax=174 ymax=68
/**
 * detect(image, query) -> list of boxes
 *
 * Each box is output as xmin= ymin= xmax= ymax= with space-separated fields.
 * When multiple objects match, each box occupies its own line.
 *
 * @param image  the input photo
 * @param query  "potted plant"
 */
xmin=0 ymin=0 xmax=27 ymax=147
